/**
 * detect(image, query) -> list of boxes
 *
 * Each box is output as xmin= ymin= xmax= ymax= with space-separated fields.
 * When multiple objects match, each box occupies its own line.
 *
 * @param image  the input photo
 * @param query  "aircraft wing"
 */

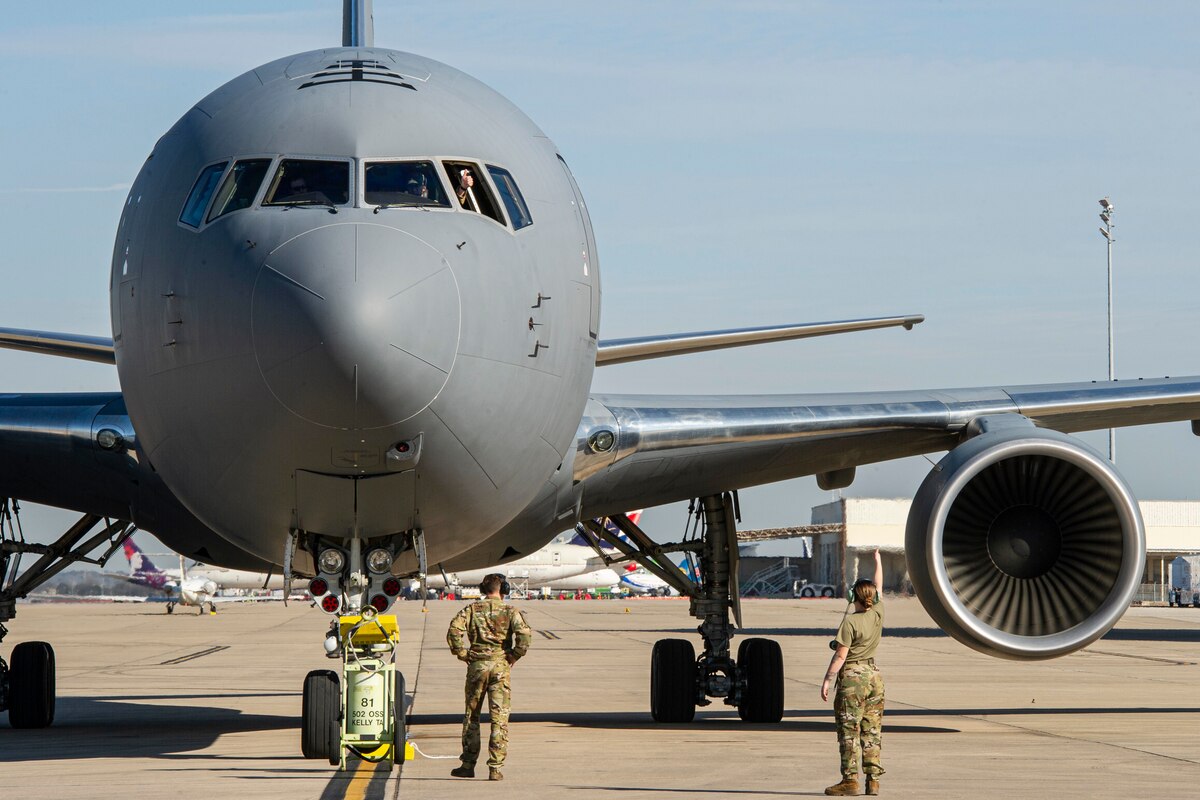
xmin=574 ymin=375 xmax=1200 ymax=517
xmin=595 ymin=314 xmax=923 ymax=366
xmin=0 ymin=328 xmax=115 ymax=364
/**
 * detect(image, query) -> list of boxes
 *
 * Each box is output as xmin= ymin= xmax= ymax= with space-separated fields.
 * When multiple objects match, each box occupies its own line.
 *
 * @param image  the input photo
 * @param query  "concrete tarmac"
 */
xmin=2 ymin=597 xmax=1198 ymax=798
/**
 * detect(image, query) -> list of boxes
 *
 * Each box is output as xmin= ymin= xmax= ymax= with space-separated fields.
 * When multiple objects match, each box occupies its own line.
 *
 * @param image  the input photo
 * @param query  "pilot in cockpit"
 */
xmin=405 ymin=175 xmax=430 ymax=200
xmin=456 ymin=168 xmax=479 ymax=212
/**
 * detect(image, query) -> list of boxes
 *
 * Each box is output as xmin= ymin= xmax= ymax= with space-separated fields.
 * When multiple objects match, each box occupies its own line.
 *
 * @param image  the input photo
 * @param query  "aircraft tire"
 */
xmin=650 ymin=638 xmax=696 ymax=723
xmin=9 ymin=641 xmax=55 ymax=729
xmin=736 ymin=638 xmax=784 ymax=723
xmin=301 ymin=669 xmax=339 ymax=760
xmin=393 ymin=671 xmax=407 ymax=767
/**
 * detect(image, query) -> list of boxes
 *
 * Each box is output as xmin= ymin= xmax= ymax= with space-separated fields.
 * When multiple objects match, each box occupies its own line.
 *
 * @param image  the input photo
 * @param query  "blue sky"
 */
xmin=1 ymin=1 xmax=1199 ymax=552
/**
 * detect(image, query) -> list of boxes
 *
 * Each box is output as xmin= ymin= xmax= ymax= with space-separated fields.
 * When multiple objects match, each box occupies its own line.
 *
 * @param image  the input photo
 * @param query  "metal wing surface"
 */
xmin=0 ymin=392 xmax=272 ymax=571
xmin=574 ymin=376 xmax=1200 ymax=517
xmin=0 ymin=328 xmax=115 ymax=364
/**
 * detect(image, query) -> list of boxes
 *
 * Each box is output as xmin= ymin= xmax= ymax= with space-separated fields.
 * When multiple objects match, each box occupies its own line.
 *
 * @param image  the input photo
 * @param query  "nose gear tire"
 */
xmin=301 ymin=669 xmax=340 ymax=760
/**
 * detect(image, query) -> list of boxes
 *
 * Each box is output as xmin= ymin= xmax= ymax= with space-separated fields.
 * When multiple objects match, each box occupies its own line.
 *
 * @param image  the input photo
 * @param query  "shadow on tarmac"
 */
xmin=547 ymin=627 xmax=1200 ymax=642
xmin=411 ymin=710 xmax=959 ymax=734
xmin=1101 ymin=628 xmax=1200 ymax=642
xmin=0 ymin=695 xmax=297 ymax=761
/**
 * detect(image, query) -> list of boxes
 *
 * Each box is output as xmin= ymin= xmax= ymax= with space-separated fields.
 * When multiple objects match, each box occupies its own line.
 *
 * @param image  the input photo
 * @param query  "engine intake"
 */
xmin=906 ymin=417 xmax=1144 ymax=660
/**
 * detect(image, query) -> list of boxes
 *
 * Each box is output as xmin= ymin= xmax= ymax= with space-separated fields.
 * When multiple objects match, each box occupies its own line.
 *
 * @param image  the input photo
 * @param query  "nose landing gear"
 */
xmin=300 ymin=612 xmax=412 ymax=770
xmin=580 ymin=493 xmax=785 ymax=724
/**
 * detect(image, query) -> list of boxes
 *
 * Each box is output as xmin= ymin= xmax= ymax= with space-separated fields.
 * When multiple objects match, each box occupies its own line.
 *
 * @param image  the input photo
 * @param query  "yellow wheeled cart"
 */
xmin=333 ymin=612 xmax=413 ymax=770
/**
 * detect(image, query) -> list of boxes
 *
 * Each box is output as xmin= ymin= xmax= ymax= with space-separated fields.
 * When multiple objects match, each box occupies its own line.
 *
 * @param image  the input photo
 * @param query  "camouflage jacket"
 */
xmin=447 ymin=597 xmax=532 ymax=663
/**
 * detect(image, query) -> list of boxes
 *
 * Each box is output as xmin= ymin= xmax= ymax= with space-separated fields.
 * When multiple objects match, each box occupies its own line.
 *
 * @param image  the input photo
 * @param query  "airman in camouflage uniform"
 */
xmin=821 ymin=549 xmax=886 ymax=796
xmin=447 ymin=573 xmax=532 ymax=781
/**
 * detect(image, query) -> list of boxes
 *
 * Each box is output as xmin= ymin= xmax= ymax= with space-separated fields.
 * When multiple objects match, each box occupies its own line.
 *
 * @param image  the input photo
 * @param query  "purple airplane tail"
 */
xmin=123 ymin=538 xmax=169 ymax=589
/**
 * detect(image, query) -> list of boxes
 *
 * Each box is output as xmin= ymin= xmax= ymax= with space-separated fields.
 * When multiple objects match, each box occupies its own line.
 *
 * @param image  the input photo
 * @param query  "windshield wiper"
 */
xmin=277 ymin=200 xmax=338 ymax=214
xmin=373 ymin=201 xmax=430 ymax=213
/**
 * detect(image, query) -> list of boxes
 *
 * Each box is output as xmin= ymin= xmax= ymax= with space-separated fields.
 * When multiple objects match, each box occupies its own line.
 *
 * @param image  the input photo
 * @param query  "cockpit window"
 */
xmin=364 ymin=160 xmax=450 ymax=208
xmin=443 ymin=161 xmax=505 ymax=225
xmin=263 ymin=159 xmax=350 ymax=207
xmin=486 ymin=165 xmax=533 ymax=230
xmin=179 ymin=162 xmax=228 ymax=228
xmin=207 ymin=158 xmax=272 ymax=222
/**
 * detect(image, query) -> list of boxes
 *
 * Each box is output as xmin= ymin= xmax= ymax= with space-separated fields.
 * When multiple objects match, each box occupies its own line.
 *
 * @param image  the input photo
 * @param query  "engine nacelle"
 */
xmin=905 ymin=416 xmax=1145 ymax=660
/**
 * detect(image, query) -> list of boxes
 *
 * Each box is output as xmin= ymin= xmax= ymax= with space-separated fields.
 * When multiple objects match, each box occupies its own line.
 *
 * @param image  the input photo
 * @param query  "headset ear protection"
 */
xmin=479 ymin=573 xmax=510 ymax=596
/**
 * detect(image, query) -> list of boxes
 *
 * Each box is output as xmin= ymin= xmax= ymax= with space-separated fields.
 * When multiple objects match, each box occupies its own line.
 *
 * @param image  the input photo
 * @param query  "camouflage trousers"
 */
xmin=459 ymin=658 xmax=511 ymax=769
xmin=834 ymin=663 xmax=885 ymax=780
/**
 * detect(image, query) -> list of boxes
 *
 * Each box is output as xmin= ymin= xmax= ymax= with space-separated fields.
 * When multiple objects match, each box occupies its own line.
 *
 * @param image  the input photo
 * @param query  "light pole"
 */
xmin=1099 ymin=197 xmax=1115 ymax=462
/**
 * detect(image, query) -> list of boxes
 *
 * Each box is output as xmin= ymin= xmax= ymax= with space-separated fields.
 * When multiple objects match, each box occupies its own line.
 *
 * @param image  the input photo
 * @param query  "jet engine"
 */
xmin=905 ymin=416 xmax=1145 ymax=660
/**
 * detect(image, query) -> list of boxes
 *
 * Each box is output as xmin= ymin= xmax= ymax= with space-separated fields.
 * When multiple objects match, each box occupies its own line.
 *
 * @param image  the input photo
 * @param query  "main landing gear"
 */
xmin=0 ymin=500 xmax=134 ymax=729
xmin=580 ymin=493 xmax=785 ymax=723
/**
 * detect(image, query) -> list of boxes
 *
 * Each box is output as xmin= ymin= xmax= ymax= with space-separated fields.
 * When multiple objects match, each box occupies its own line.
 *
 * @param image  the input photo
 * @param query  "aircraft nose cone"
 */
xmin=252 ymin=223 xmax=460 ymax=429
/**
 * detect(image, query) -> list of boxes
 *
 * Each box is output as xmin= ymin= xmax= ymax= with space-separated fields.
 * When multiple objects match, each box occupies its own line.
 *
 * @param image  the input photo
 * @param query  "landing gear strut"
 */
xmin=0 ymin=500 xmax=134 ymax=729
xmin=581 ymin=493 xmax=785 ymax=723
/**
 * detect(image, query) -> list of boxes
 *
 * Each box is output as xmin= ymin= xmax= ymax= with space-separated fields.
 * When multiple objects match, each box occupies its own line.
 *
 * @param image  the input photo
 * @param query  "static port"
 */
xmin=309 ymin=578 xmax=329 ymax=596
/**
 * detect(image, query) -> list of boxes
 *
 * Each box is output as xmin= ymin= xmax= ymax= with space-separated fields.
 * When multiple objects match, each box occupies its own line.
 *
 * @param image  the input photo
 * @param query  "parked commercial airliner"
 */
xmin=3 ymin=1 xmax=1200 ymax=744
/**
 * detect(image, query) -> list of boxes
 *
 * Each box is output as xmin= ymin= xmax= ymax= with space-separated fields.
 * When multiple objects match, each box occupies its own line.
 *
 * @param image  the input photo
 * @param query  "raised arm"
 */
xmin=873 ymin=548 xmax=883 ymax=593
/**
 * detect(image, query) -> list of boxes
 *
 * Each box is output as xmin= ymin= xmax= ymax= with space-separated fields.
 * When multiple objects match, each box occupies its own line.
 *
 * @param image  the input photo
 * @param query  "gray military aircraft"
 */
xmin=2 ymin=1 xmax=1200 ymax=749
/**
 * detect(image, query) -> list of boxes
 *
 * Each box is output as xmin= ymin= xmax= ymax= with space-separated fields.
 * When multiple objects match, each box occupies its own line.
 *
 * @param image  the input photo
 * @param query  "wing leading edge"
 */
xmin=0 ymin=328 xmax=115 ymax=364
xmin=595 ymin=315 xmax=924 ymax=366
xmin=573 ymin=376 xmax=1200 ymax=518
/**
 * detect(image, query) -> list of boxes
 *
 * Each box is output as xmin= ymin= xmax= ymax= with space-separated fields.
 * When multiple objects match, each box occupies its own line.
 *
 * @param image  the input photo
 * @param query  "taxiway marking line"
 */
xmin=344 ymin=762 xmax=374 ymax=800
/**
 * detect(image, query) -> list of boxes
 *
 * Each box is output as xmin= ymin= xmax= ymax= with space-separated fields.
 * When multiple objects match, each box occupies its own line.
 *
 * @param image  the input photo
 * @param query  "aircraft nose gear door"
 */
xmin=580 ymin=493 xmax=785 ymax=723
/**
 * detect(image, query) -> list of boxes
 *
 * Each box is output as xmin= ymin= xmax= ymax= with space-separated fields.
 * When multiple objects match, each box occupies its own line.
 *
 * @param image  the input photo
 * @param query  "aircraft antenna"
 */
xmin=342 ymin=0 xmax=374 ymax=47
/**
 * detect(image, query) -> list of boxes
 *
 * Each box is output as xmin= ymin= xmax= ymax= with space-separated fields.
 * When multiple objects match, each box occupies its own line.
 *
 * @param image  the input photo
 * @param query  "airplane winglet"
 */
xmin=0 ymin=328 xmax=115 ymax=365
xmin=595 ymin=314 xmax=925 ymax=366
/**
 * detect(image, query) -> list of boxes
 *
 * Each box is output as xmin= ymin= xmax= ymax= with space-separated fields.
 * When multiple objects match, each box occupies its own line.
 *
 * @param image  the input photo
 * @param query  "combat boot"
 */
xmin=450 ymin=765 xmax=475 ymax=778
xmin=489 ymin=768 xmax=504 ymax=781
xmin=824 ymin=776 xmax=859 ymax=795
xmin=866 ymin=775 xmax=879 ymax=795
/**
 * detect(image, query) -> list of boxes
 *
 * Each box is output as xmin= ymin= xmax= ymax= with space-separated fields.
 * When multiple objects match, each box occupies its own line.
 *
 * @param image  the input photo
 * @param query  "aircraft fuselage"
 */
xmin=110 ymin=49 xmax=600 ymax=567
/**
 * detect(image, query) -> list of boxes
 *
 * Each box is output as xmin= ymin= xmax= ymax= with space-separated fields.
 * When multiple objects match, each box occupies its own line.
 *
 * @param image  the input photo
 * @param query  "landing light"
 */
xmin=382 ymin=577 xmax=402 ymax=597
xmin=369 ymin=594 xmax=390 ymax=613
xmin=318 ymin=548 xmax=346 ymax=574
xmin=320 ymin=594 xmax=341 ymax=614
xmin=96 ymin=428 xmax=125 ymax=451
xmin=588 ymin=429 xmax=616 ymax=453
xmin=309 ymin=578 xmax=329 ymax=596
xmin=366 ymin=547 xmax=393 ymax=574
